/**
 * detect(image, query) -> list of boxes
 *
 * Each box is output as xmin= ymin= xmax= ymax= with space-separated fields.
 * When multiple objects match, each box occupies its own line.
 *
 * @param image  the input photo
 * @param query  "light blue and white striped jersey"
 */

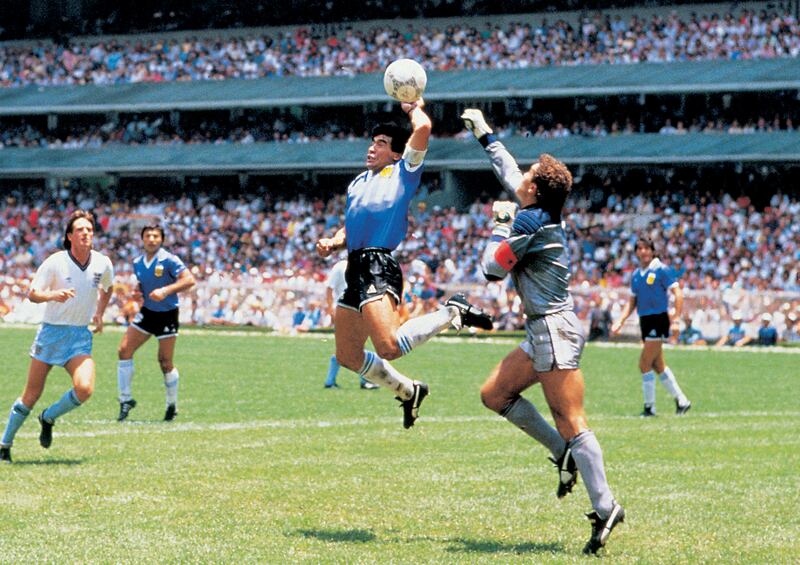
xmin=344 ymin=158 xmax=424 ymax=252
xmin=133 ymin=247 xmax=186 ymax=312
xmin=631 ymin=258 xmax=677 ymax=316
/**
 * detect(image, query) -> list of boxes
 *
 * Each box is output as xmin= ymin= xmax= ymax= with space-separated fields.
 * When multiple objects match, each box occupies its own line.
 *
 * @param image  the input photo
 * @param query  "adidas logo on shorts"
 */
xmin=367 ymin=284 xmax=377 ymax=294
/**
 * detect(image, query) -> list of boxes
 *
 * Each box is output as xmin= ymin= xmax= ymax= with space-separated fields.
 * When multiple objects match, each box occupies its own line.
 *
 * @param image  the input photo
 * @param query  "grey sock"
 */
xmin=501 ymin=397 xmax=565 ymax=458
xmin=570 ymin=430 xmax=614 ymax=517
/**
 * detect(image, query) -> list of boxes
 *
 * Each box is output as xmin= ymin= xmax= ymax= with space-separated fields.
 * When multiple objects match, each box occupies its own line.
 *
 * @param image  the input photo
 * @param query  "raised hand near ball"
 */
xmin=401 ymin=97 xmax=425 ymax=117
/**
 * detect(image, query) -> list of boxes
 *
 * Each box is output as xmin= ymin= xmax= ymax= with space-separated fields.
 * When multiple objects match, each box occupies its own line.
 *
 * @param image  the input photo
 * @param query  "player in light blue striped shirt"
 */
xmin=612 ymin=237 xmax=691 ymax=416
xmin=316 ymin=98 xmax=492 ymax=429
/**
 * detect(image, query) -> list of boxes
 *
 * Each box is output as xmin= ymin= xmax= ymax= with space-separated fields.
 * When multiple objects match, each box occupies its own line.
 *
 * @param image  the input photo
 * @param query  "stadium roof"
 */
xmin=0 ymin=132 xmax=797 ymax=177
xmin=1 ymin=59 xmax=799 ymax=115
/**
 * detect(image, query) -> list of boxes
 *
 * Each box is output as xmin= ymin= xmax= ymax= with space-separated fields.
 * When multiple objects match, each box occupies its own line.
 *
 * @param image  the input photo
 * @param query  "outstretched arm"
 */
xmin=461 ymin=109 xmax=523 ymax=200
xmin=402 ymin=98 xmax=432 ymax=153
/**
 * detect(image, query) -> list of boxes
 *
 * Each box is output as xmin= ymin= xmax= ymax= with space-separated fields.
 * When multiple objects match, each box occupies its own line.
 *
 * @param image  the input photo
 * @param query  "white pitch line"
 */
xmin=12 ymin=410 xmax=800 ymax=441
xmin=3 ymin=323 xmax=800 ymax=352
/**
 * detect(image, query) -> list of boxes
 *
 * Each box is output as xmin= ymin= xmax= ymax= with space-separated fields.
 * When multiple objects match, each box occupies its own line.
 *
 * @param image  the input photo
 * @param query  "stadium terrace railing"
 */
xmin=1 ymin=132 xmax=799 ymax=178
xmin=5 ymin=281 xmax=798 ymax=341
xmin=1 ymin=59 xmax=799 ymax=115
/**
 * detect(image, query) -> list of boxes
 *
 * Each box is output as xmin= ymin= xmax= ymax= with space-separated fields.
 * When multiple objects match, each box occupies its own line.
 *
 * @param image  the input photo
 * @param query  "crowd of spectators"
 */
xmin=1 ymin=178 xmax=798 ymax=338
xmin=5 ymin=1 xmax=727 ymax=41
xmin=2 ymin=7 xmax=799 ymax=88
xmin=2 ymin=108 xmax=797 ymax=150
xmin=0 ymin=113 xmax=363 ymax=149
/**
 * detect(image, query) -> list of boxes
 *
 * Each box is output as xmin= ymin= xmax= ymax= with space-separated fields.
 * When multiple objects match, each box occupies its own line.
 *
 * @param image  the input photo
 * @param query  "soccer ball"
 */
xmin=383 ymin=59 xmax=427 ymax=103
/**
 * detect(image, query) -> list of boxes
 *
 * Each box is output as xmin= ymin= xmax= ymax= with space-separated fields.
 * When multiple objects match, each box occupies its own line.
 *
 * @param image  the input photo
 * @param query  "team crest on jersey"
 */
xmin=154 ymin=264 xmax=164 ymax=277
xmin=379 ymin=165 xmax=394 ymax=177
xmin=646 ymin=272 xmax=656 ymax=285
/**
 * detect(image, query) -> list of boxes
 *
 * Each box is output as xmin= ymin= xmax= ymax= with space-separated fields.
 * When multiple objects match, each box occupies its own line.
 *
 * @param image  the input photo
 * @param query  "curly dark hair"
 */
xmin=532 ymin=153 xmax=572 ymax=218
xmin=371 ymin=122 xmax=411 ymax=154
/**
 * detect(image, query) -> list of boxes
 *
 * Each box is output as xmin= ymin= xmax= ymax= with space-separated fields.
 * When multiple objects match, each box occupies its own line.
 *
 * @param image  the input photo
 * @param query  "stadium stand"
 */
xmin=1 ymin=2 xmax=798 ymax=340
xmin=1 ymin=179 xmax=798 ymax=337
xmin=2 ymin=92 xmax=798 ymax=148
xmin=1 ymin=6 xmax=798 ymax=87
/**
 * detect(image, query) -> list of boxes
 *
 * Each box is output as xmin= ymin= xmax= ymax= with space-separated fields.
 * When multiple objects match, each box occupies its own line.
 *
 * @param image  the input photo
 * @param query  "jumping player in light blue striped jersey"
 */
xmin=116 ymin=225 xmax=195 ymax=422
xmin=316 ymin=98 xmax=492 ymax=429
xmin=612 ymin=237 xmax=692 ymax=416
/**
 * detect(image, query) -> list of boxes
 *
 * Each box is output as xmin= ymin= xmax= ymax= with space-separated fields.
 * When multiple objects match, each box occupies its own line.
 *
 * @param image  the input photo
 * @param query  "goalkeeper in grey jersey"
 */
xmin=462 ymin=109 xmax=624 ymax=555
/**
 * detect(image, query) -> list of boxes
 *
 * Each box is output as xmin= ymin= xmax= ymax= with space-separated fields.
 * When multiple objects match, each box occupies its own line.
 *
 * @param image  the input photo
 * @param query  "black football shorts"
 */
xmin=132 ymin=306 xmax=180 ymax=339
xmin=339 ymin=248 xmax=403 ymax=312
xmin=639 ymin=312 xmax=670 ymax=341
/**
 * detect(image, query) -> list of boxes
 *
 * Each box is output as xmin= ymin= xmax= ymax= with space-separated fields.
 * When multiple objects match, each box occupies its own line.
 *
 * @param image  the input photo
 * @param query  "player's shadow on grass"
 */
xmin=296 ymin=528 xmax=376 ymax=543
xmin=445 ymin=537 xmax=564 ymax=555
xmin=10 ymin=458 xmax=83 ymax=466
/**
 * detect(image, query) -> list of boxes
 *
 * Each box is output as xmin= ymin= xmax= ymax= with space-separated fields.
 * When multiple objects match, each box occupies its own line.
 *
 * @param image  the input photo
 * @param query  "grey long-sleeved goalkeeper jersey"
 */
xmin=480 ymin=140 xmax=574 ymax=318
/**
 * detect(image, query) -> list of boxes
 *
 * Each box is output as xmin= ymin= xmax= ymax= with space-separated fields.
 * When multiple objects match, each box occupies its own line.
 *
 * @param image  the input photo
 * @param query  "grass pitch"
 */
xmin=0 ymin=327 xmax=798 ymax=563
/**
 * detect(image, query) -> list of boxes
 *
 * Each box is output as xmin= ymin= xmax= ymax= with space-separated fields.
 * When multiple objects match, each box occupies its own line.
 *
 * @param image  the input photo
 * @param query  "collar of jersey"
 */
xmin=67 ymin=250 xmax=92 ymax=271
xmin=638 ymin=257 xmax=662 ymax=274
xmin=142 ymin=249 xmax=163 ymax=269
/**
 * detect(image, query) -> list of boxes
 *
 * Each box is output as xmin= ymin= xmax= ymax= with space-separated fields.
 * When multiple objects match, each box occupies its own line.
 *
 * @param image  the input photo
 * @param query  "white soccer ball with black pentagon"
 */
xmin=383 ymin=58 xmax=427 ymax=103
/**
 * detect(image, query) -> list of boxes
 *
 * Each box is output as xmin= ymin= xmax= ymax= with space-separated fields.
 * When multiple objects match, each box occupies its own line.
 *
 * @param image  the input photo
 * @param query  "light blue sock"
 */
xmin=395 ymin=307 xmax=455 ymax=355
xmin=1 ymin=399 xmax=31 ymax=447
xmin=324 ymin=355 xmax=340 ymax=387
xmin=42 ymin=389 xmax=81 ymax=423
xmin=642 ymin=371 xmax=656 ymax=409
xmin=359 ymin=351 xmax=414 ymax=399
xmin=164 ymin=368 xmax=179 ymax=406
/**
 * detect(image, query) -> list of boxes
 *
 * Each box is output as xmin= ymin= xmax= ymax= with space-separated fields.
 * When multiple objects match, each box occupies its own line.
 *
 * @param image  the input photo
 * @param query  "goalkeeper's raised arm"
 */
xmin=461 ymin=108 xmax=524 ymax=200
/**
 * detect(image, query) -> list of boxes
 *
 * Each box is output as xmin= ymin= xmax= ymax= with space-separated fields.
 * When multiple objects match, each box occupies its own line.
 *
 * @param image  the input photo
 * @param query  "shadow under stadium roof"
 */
xmin=1 ymin=59 xmax=800 ymax=115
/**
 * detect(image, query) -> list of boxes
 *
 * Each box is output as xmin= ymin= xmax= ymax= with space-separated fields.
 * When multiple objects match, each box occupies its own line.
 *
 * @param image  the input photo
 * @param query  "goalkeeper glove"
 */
xmin=491 ymin=201 xmax=518 ymax=238
xmin=461 ymin=109 xmax=494 ymax=139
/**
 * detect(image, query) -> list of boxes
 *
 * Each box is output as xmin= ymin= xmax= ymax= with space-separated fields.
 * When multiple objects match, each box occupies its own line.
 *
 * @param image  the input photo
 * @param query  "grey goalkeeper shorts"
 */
xmin=520 ymin=310 xmax=585 ymax=373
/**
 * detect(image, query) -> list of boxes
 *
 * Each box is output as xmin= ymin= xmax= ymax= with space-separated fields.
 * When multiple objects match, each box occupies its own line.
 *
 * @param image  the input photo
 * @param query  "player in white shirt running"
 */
xmin=0 ymin=210 xmax=113 ymax=463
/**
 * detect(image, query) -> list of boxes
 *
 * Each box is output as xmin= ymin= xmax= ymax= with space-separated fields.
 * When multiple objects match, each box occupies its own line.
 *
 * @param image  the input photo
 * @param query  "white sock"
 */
xmin=395 ymin=307 xmax=455 ymax=355
xmin=659 ymin=367 xmax=688 ymax=406
xmin=118 ymin=359 xmax=134 ymax=402
xmin=164 ymin=368 xmax=179 ymax=406
xmin=642 ymin=371 xmax=656 ymax=408
xmin=358 ymin=351 xmax=415 ymax=400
